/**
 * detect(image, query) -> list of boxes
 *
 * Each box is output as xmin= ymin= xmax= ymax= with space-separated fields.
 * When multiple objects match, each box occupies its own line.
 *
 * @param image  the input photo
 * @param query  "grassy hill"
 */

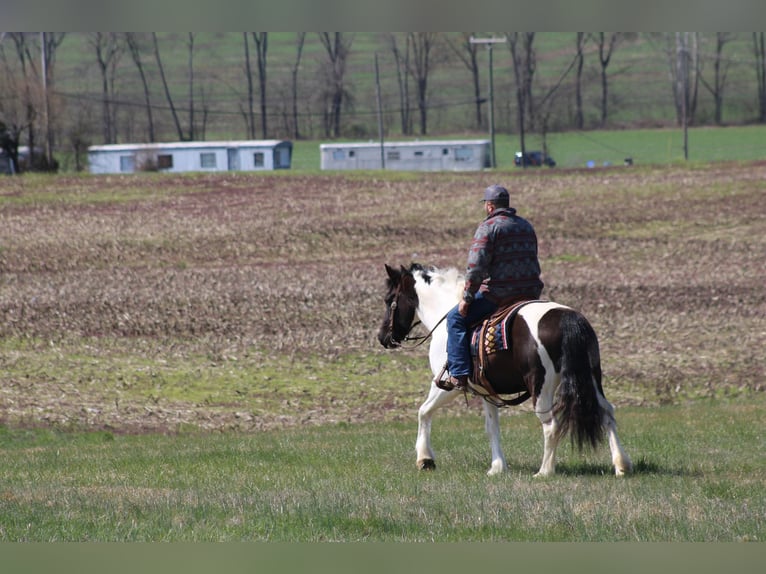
xmin=44 ymin=32 xmax=766 ymax=148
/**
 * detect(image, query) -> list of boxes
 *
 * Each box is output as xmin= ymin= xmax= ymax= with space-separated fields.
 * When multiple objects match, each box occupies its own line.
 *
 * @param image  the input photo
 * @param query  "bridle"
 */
xmin=386 ymin=286 xmax=447 ymax=350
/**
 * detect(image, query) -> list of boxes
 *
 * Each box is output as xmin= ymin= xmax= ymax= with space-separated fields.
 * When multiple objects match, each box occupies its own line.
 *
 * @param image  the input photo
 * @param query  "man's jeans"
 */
xmin=446 ymin=292 xmax=497 ymax=378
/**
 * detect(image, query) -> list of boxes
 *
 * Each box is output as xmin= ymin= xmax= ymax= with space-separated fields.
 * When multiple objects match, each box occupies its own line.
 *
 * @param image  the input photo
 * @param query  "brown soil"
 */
xmin=1 ymin=165 xmax=764 ymax=433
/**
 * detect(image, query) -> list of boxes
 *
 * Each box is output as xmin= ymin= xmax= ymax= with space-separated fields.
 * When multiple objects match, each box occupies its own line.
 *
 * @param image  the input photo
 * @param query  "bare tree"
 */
xmin=290 ymin=33 xmax=306 ymax=139
xmin=574 ymin=32 xmax=588 ymax=129
xmin=522 ymin=33 xmax=536 ymax=131
xmin=388 ymin=33 xmax=413 ymax=135
xmin=186 ymin=33 xmax=197 ymax=141
xmin=665 ymin=32 xmax=701 ymax=127
xmin=0 ymin=33 xmax=36 ymax=171
xmin=89 ymin=32 xmax=123 ymax=144
xmin=64 ymin=96 xmax=95 ymax=171
xmin=41 ymin=32 xmax=65 ymax=167
xmin=446 ymin=32 xmax=483 ymax=129
xmin=754 ymin=32 xmax=766 ymax=122
xmin=125 ymin=33 xmax=156 ymax=142
xmin=699 ymin=33 xmax=735 ymax=125
xmin=0 ymin=48 xmax=27 ymax=173
xmin=242 ymin=33 xmax=256 ymax=139
xmin=0 ymin=32 xmax=64 ymax=170
xmin=317 ymin=32 xmax=354 ymax=138
xmin=408 ymin=32 xmax=440 ymax=136
xmin=507 ymin=33 xmax=536 ymax=159
xmin=536 ymin=52 xmax=580 ymax=157
xmin=152 ymin=33 xmax=186 ymax=140
xmin=595 ymin=32 xmax=623 ymax=127
xmin=250 ymin=33 xmax=269 ymax=139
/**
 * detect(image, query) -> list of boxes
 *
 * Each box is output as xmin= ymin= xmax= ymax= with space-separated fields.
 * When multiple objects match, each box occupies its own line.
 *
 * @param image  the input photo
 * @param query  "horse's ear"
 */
xmin=400 ymin=265 xmax=416 ymax=289
xmin=385 ymin=264 xmax=399 ymax=282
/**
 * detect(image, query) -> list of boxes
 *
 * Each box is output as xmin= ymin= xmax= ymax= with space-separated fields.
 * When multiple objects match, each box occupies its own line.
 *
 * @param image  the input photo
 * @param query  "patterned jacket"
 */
xmin=464 ymin=207 xmax=544 ymax=304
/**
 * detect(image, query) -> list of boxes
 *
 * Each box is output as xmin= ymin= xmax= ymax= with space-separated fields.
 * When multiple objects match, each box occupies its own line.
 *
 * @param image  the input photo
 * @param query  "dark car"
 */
xmin=514 ymin=150 xmax=556 ymax=167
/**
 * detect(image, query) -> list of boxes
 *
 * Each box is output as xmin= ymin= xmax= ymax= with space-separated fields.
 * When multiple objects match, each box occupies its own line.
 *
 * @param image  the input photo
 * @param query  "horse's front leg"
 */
xmin=483 ymin=401 xmax=508 ymax=475
xmin=416 ymin=381 xmax=460 ymax=470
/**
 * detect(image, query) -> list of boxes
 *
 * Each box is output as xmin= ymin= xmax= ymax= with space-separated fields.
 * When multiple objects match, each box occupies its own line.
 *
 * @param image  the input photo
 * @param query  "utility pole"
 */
xmin=681 ymin=33 xmax=689 ymax=161
xmin=41 ymin=32 xmax=53 ymax=167
xmin=374 ymin=53 xmax=385 ymax=169
xmin=470 ymin=35 xmax=506 ymax=169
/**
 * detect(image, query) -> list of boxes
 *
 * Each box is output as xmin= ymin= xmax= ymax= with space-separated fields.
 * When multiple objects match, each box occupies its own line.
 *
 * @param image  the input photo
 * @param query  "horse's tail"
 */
xmin=553 ymin=310 xmax=606 ymax=451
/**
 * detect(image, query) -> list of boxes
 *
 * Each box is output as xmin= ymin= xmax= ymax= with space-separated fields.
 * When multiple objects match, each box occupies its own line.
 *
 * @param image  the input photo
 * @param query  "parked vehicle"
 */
xmin=514 ymin=150 xmax=556 ymax=167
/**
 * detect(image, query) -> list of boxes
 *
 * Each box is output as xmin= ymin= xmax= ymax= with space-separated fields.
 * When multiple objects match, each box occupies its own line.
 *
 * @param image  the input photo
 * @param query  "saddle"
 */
xmin=437 ymin=299 xmax=540 ymax=406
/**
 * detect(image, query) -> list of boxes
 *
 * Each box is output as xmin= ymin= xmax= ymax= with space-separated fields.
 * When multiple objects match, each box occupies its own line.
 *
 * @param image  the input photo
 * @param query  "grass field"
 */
xmin=0 ymin=153 xmax=764 ymax=541
xmin=0 ymin=398 xmax=764 ymax=541
xmin=286 ymin=124 xmax=766 ymax=171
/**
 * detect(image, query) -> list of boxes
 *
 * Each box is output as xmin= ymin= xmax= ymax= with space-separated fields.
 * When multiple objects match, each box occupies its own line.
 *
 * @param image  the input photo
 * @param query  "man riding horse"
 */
xmin=444 ymin=184 xmax=544 ymax=391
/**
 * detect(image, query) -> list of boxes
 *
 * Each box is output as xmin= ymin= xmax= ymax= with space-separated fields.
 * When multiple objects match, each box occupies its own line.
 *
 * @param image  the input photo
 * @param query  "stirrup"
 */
xmin=436 ymin=375 xmax=468 ymax=391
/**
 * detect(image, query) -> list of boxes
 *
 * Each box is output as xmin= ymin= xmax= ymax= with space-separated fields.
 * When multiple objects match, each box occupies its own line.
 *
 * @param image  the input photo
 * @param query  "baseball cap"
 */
xmin=481 ymin=184 xmax=509 ymax=202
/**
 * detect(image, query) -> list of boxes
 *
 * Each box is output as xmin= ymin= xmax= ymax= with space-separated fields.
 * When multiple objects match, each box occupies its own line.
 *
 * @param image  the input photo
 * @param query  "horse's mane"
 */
xmin=409 ymin=263 xmax=463 ymax=301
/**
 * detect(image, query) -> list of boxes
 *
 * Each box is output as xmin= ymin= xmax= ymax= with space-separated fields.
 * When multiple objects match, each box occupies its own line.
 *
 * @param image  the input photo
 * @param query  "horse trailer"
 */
xmin=320 ymin=140 xmax=491 ymax=171
xmin=88 ymin=140 xmax=293 ymax=174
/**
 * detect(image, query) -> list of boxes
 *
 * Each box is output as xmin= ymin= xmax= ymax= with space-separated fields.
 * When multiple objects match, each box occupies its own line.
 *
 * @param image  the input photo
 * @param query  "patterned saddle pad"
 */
xmin=470 ymin=300 xmax=537 ymax=358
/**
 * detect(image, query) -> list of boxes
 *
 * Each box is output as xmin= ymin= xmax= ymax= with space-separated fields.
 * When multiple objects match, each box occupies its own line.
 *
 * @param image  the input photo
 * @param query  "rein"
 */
xmin=400 ymin=312 xmax=448 ymax=349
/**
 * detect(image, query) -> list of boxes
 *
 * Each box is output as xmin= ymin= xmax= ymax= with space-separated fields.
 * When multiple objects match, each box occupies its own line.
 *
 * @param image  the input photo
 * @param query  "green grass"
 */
xmin=1 ymin=160 xmax=763 ymax=543
xmin=0 ymin=335 xmax=431 ymax=432
xmin=0 ymin=396 xmax=763 ymax=541
xmin=53 ymin=33 xmax=764 ymax=138
xmin=289 ymin=125 xmax=766 ymax=171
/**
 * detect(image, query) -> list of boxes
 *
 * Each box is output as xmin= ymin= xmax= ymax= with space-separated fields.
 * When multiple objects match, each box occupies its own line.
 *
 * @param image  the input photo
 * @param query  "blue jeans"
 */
xmin=446 ymin=292 xmax=497 ymax=378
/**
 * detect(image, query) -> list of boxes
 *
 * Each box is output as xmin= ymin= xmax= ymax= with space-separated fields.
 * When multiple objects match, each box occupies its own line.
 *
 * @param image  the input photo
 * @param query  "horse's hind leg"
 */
xmin=416 ymin=382 xmax=460 ymax=470
xmin=600 ymin=398 xmax=633 ymax=476
xmin=483 ymin=401 xmax=508 ymax=476
xmin=533 ymin=371 xmax=562 ymax=477
xmin=535 ymin=415 xmax=562 ymax=477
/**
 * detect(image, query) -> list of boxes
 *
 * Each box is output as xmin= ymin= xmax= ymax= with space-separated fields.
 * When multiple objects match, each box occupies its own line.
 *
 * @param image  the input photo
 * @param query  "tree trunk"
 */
xmin=389 ymin=33 xmax=412 ymax=135
xmin=291 ymin=33 xmax=306 ymax=139
xmin=597 ymin=33 xmax=620 ymax=127
xmin=754 ymin=32 xmax=766 ymax=122
xmin=187 ymin=33 xmax=195 ymax=141
xmin=125 ymin=33 xmax=155 ymax=142
xmin=90 ymin=33 xmax=121 ymax=144
xmin=318 ymin=32 xmax=353 ymax=138
xmin=574 ymin=32 xmax=586 ymax=130
xmin=446 ymin=33 xmax=483 ymax=129
xmin=152 ymin=33 xmax=185 ymax=141
xmin=508 ymin=33 xmax=527 ymax=163
xmin=251 ymin=33 xmax=268 ymax=139
xmin=243 ymin=33 xmax=256 ymax=139
xmin=523 ymin=33 xmax=536 ymax=132
xmin=409 ymin=32 xmax=438 ymax=136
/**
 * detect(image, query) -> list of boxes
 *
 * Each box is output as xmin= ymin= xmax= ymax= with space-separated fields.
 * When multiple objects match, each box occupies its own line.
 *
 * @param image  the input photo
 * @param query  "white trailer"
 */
xmin=320 ymin=140 xmax=491 ymax=171
xmin=88 ymin=140 xmax=292 ymax=174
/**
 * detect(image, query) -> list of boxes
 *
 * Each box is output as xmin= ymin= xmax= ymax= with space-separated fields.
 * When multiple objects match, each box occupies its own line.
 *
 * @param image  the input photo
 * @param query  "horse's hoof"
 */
xmin=417 ymin=458 xmax=436 ymax=471
xmin=487 ymin=463 xmax=507 ymax=476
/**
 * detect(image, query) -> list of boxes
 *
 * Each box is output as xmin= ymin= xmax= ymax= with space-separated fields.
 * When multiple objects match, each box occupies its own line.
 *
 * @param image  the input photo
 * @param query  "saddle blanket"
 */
xmin=470 ymin=300 xmax=537 ymax=358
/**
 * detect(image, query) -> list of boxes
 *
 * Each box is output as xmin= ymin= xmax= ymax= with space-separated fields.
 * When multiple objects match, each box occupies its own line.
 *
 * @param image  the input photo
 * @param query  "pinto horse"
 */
xmin=377 ymin=263 xmax=632 ymax=477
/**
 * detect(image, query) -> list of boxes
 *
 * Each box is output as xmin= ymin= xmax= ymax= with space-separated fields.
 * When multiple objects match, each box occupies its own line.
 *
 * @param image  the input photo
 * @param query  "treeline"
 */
xmin=2 ymin=32 xmax=766 ymax=172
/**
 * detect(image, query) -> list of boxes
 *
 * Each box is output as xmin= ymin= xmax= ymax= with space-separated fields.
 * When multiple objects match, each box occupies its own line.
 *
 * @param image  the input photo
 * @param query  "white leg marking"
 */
xmin=599 ymin=398 xmax=633 ymax=476
xmin=416 ymin=381 xmax=460 ymax=468
xmin=483 ymin=401 xmax=508 ymax=475
xmin=519 ymin=303 xmax=568 ymax=477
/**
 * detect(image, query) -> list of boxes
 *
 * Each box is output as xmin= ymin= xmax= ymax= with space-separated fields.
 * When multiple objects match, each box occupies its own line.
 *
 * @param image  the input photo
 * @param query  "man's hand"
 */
xmin=458 ymin=299 xmax=471 ymax=317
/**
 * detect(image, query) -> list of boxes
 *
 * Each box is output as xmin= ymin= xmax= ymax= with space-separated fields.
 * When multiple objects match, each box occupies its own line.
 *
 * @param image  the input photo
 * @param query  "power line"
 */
xmin=571 ymin=129 xmax=634 ymax=156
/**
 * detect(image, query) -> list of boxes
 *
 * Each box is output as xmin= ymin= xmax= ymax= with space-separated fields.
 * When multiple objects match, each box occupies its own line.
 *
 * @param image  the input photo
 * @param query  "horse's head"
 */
xmin=377 ymin=264 xmax=419 ymax=348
